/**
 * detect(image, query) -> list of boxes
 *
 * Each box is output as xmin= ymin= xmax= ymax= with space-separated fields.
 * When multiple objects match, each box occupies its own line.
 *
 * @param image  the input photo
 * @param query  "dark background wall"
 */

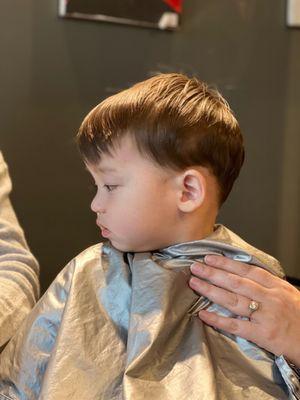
xmin=0 ymin=0 xmax=299 ymax=292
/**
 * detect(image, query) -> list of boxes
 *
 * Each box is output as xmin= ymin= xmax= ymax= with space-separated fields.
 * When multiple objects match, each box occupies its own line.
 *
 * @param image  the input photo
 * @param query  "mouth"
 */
xmin=96 ymin=221 xmax=111 ymax=238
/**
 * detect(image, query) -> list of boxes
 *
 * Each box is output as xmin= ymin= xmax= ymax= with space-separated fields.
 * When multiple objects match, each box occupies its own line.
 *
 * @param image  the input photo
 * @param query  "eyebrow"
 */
xmin=97 ymin=166 xmax=118 ymax=173
xmin=84 ymin=165 xmax=118 ymax=173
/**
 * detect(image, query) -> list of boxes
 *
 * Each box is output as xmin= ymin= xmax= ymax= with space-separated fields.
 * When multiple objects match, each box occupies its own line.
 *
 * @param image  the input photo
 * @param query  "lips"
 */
xmin=101 ymin=227 xmax=110 ymax=238
xmin=96 ymin=221 xmax=111 ymax=238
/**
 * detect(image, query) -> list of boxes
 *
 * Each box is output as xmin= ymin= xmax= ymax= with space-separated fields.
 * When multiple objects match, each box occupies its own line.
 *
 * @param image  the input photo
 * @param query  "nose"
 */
xmin=90 ymin=192 xmax=105 ymax=214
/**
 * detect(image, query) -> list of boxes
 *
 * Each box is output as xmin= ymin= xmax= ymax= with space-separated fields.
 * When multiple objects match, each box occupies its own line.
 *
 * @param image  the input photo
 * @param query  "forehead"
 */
xmin=86 ymin=135 xmax=172 ymax=180
xmin=105 ymin=135 xmax=140 ymax=167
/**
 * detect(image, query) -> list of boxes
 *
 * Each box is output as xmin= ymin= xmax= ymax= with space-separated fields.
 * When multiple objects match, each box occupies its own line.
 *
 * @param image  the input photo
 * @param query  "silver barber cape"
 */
xmin=0 ymin=225 xmax=296 ymax=399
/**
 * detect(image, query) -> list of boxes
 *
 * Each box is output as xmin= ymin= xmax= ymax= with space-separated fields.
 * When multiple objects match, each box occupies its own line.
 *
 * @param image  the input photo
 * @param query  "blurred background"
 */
xmin=0 ymin=0 xmax=299 ymax=293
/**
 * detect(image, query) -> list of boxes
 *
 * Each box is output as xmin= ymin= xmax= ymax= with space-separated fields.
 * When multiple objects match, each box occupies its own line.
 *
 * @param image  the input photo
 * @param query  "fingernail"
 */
xmin=189 ymin=276 xmax=199 ymax=288
xmin=190 ymin=262 xmax=204 ymax=273
xmin=190 ymin=262 xmax=198 ymax=271
xmin=204 ymin=255 xmax=218 ymax=264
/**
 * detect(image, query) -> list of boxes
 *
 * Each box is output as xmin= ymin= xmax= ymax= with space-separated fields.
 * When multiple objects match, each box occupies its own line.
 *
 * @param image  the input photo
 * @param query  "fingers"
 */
xmin=190 ymin=262 xmax=267 ymax=302
xmin=189 ymin=276 xmax=254 ymax=317
xmin=190 ymin=257 xmax=300 ymax=360
xmin=198 ymin=310 xmax=261 ymax=345
xmin=203 ymin=255 xmax=282 ymax=289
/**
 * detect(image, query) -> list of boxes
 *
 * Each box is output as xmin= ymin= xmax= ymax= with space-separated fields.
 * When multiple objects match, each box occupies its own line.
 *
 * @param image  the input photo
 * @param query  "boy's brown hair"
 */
xmin=77 ymin=73 xmax=244 ymax=204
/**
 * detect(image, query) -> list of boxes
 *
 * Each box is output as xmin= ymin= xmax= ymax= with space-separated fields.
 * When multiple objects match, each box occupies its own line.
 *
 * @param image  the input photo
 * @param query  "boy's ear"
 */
xmin=176 ymin=169 xmax=206 ymax=213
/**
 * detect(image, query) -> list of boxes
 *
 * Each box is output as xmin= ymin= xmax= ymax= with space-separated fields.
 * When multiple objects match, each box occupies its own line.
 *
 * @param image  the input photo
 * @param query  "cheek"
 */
xmin=114 ymin=203 xmax=149 ymax=232
xmin=111 ymin=182 xmax=173 ymax=223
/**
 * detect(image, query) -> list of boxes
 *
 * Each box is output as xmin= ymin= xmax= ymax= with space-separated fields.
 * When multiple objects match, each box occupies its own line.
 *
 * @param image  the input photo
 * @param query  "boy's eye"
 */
xmin=103 ymin=184 xmax=118 ymax=192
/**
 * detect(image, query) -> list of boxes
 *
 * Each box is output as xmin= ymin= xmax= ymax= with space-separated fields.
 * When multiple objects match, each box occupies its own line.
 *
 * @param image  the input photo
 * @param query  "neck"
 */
xmin=174 ymin=208 xmax=217 ymax=244
xmin=178 ymin=222 xmax=215 ymax=243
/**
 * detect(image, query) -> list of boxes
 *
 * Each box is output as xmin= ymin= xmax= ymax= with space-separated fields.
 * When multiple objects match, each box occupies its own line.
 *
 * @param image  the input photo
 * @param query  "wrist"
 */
xmin=285 ymin=356 xmax=300 ymax=373
xmin=276 ymin=355 xmax=300 ymax=397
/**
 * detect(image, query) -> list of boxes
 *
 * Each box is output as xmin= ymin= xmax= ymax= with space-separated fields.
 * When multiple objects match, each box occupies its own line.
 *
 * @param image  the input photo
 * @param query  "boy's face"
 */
xmin=86 ymin=135 xmax=180 ymax=252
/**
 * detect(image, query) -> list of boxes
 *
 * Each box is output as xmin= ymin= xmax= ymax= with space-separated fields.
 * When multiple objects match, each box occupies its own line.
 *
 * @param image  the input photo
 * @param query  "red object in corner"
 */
xmin=163 ymin=0 xmax=183 ymax=14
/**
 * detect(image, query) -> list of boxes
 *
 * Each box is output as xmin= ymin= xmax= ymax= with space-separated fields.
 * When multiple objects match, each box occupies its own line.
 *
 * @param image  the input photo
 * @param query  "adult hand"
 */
xmin=189 ymin=255 xmax=300 ymax=367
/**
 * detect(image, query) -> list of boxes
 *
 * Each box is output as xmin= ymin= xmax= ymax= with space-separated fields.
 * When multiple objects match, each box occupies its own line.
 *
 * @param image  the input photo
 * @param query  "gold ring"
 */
xmin=248 ymin=300 xmax=260 ymax=316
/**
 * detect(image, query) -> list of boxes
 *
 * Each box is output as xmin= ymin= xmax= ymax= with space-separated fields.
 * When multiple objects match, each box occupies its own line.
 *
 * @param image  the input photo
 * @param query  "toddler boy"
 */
xmin=0 ymin=74 xmax=294 ymax=399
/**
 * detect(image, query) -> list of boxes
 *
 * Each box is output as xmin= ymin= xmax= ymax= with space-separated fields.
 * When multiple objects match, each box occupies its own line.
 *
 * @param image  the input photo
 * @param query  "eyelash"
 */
xmin=103 ymin=184 xmax=118 ymax=192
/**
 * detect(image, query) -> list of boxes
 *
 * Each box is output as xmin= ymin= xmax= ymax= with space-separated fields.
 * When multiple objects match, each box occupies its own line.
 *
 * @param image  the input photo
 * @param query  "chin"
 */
xmin=110 ymin=240 xmax=154 ymax=253
xmin=109 ymin=240 xmax=134 ymax=252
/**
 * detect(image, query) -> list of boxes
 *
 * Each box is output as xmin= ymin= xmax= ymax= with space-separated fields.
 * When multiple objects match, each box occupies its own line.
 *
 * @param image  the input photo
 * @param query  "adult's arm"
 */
xmin=189 ymin=255 xmax=300 ymax=367
xmin=0 ymin=152 xmax=39 ymax=348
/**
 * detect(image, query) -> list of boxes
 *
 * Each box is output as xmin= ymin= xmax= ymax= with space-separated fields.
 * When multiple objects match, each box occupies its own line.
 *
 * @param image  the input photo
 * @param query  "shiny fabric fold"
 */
xmin=0 ymin=225 xmax=295 ymax=399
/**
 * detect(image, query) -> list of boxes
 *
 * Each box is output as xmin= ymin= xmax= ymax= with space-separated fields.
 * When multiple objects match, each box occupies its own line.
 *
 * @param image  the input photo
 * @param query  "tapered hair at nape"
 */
xmin=77 ymin=73 xmax=244 ymax=204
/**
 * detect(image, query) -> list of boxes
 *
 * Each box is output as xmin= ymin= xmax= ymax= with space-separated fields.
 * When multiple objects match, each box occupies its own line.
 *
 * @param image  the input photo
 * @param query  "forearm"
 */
xmin=0 ymin=154 xmax=39 ymax=347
